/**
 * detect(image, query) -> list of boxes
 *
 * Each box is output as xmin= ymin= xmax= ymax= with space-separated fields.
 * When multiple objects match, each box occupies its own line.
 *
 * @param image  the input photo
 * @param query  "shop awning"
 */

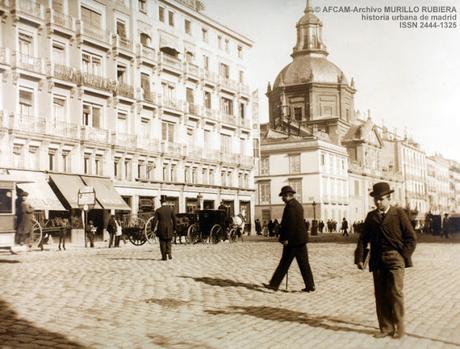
xmin=49 ymin=174 xmax=102 ymax=209
xmin=9 ymin=170 xmax=66 ymax=211
xmin=81 ymin=176 xmax=131 ymax=211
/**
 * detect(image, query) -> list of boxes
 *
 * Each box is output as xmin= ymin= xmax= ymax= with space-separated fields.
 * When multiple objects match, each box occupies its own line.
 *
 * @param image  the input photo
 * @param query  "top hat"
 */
xmin=21 ymin=191 xmax=29 ymax=197
xmin=160 ymin=195 xmax=167 ymax=203
xmin=370 ymin=182 xmax=394 ymax=198
xmin=279 ymin=185 xmax=296 ymax=197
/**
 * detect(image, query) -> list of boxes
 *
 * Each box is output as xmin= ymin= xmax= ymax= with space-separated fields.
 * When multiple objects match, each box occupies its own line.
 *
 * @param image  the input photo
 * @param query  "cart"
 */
xmin=187 ymin=209 xmax=243 ymax=244
xmin=120 ymin=214 xmax=148 ymax=246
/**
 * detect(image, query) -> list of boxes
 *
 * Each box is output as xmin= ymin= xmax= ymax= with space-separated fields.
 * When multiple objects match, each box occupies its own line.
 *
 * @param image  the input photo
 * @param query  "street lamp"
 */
xmin=311 ymin=200 xmax=318 ymax=236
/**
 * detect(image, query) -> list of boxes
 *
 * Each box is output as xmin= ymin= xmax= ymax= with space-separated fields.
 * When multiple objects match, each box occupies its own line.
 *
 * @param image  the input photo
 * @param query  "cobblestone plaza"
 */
xmin=1 ymin=240 xmax=459 ymax=348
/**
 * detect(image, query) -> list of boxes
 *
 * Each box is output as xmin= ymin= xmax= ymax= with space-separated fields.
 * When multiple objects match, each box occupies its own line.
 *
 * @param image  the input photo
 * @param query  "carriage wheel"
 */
xmin=187 ymin=224 xmax=200 ymax=244
xmin=209 ymin=224 xmax=223 ymax=244
xmin=128 ymin=229 xmax=147 ymax=246
xmin=31 ymin=219 xmax=43 ymax=249
xmin=229 ymin=228 xmax=238 ymax=243
xmin=144 ymin=217 xmax=157 ymax=244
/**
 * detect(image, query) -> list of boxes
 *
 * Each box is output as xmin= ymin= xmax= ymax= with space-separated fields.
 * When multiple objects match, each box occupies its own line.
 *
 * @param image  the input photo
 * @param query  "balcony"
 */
xmin=113 ymin=34 xmax=134 ymax=55
xmin=162 ymin=141 xmax=184 ymax=157
xmin=13 ymin=52 xmax=45 ymax=75
xmin=159 ymin=52 xmax=182 ymax=74
xmin=9 ymin=114 xmax=46 ymax=134
xmin=240 ymin=155 xmax=254 ymax=168
xmin=219 ymin=77 xmax=239 ymax=92
xmin=187 ymin=146 xmax=203 ymax=161
xmin=202 ymin=70 xmax=217 ymax=84
xmin=80 ymin=126 xmax=110 ymax=143
xmin=137 ymin=44 xmax=156 ymax=64
xmin=113 ymin=131 xmax=137 ymax=148
xmin=203 ymin=149 xmax=220 ymax=162
xmin=186 ymin=103 xmax=200 ymax=116
xmin=203 ymin=108 xmax=218 ymax=121
xmin=138 ymin=88 xmax=157 ymax=104
xmin=114 ymin=81 xmax=135 ymax=99
xmin=11 ymin=0 xmax=44 ymax=23
xmin=138 ymin=137 xmax=160 ymax=152
xmin=240 ymin=117 xmax=251 ymax=129
xmin=185 ymin=62 xmax=200 ymax=80
xmin=47 ymin=121 xmax=79 ymax=139
xmin=161 ymin=97 xmax=185 ymax=112
xmin=0 ymin=111 xmax=4 ymax=128
xmin=77 ymin=21 xmax=111 ymax=49
xmin=80 ymin=72 xmax=114 ymax=93
xmin=46 ymin=9 xmax=74 ymax=34
xmin=0 ymin=47 xmax=10 ymax=67
xmin=239 ymin=82 xmax=250 ymax=95
xmin=221 ymin=113 xmax=237 ymax=126
xmin=221 ymin=153 xmax=239 ymax=165
xmin=51 ymin=64 xmax=80 ymax=84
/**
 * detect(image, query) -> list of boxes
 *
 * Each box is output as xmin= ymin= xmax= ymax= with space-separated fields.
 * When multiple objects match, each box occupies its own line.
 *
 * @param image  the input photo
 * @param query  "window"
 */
xmin=82 ymin=52 xmax=102 ymax=76
xmin=0 ymin=188 xmax=13 ymax=214
xmin=124 ymin=159 xmax=132 ymax=180
xmin=237 ymin=45 xmax=243 ymax=58
xmin=289 ymin=178 xmax=302 ymax=202
xmin=209 ymin=168 xmax=214 ymax=185
xmin=168 ymin=11 xmax=174 ymax=26
xmin=202 ymin=28 xmax=208 ymax=42
xmin=225 ymin=39 xmax=229 ymax=52
xmin=62 ymin=150 xmax=70 ymax=173
xmin=239 ymin=70 xmax=244 ymax=84
xmin=221 ymin=97 xmax=233 ymax=115
xmin=117 ymin=65 xmax=127 ymax=83
xmin=238 ymin=172 xmax=243 ymax=188
xmin=141 ymin=73 xmax=150 ymax=95
xmin=138 ymin=0 xmax=146 ymax=12
xmin=140 ymin=33 xmax=151 ymax=46
xmin=289 ymin=154 xmax=301 ymax=174
xmin=294 ymin=107 xmax=302 ymax=121
xmin=161 ymin=82 xmax=176 ymax=101
xmin=217 ymin=35 xmax=222 ymax=49
xmin=117 ymin=112 xmax=128 ymax=134
xmin=170 ymin=164 xmax=177 ymax=182
xmin=259 ymin=182 xmax=271 ymax=204
xmin=221 ymin=170 xmax=226 ymax=187
xmin=184 ymin=166 xmax=191 ymax=183
xmin=13 ymin=145 xmax=24 ymax=169
xmin=260 ymin=157 xmax=269 ymax=175
xmin=81 ymin=6 xmax=101 ymax=28
xmin=82 ymin=103 xmax=101 ymax=128
xmin=161 ymin=122 xmax=175 ymax=143
xmin=52 ymin=97 xmax=66 ymax=126
xmin=18 ymin=32 xmax=33 ymax=56
xmin=29 ymin=146 xmax=39 ymax=170
xmin=219 ymin=63 xmax=229 ymax=78
xmin=184 ymin=19 xmax=191 ymax=34
xmin=202 ymin=168 xmax=208 ymax=185
xmin=52 ymin=0 xmax=64 ymax=13
xmin=116 ymin=20 xmax=127 ymax=39
xmin=321 ymin=153 xmax=325 ymax=166
xmin=52 ymin=42 xmax=65 ymax=65
xmin=204 ymin=91 xmax=211 ymax=109
xmin=354 ymin=180 xmax=360 ymax=196
xmin=221 ymin=134 xmax=231 ymax=154
xmin=95 ymin=155 xmax=103 ymax=176
xmin=227 ymin=171 xmax=233 ymax=188
xmin=84 ymin=154 xmax=91 ymax=174
xmin=147 ymin=161 xmax=155 ymax=180
xmin=203 ymin=55 xmax=209 ymax=71
xmin=239 ymin=103 xmax=245 ymax=119
xmin=19 ymin=90 xmax=33 ymax=116
xmin=159 ymin=6 xmax=165 ymax=22
xmin=192 ymin=167 xmax=197 ymax=184
xmin=186 ymin=88 xmax=194 ymax=103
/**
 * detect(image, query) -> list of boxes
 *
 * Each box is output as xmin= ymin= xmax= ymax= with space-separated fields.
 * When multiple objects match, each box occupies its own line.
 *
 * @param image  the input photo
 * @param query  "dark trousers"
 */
xmin=373 ymin=250 xmax=405 ymax=334
xmin=269 ymin=244 xmax=315 ymax=289
xmin=159 ymin=239 xmax=172 ymax=260
xmin=108 ymin=233 xmax=115 ymax=248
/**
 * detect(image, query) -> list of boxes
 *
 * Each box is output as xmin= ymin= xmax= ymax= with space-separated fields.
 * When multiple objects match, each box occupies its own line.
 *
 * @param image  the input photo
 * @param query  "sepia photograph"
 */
xmin=0 ymin=0 xmax=459 ymax=348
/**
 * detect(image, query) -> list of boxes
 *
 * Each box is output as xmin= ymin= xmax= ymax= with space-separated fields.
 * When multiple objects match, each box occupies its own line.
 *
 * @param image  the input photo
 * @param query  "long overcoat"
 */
xmin=355 ymin=206 xmax=417 ymax=271
xmin=17 ymin=200 xmax=34 ymax=235
xmin=279 ymin=198 xmax=308 ymax=247
xmin=154 ymin=205 xmax=177 ymax=240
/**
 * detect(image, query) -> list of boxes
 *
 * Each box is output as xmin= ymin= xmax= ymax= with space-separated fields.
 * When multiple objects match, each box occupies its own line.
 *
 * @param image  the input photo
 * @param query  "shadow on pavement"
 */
xmin=107 ymin=257 xmax=160 ymax=261
xmin=145 ymin=297 xmax=189 ymax=309
xmin=181 ymin=276 xmax=270 ymax=293
xmin=0 ymin=259 xmax=20 ymax=264
xmin=206 ymin=305 xmax=377 ymax=336
xmin=148 ymin=333 xmax=216 ymax=349
xmin=0 ymin=299 xmax=87 ymax=348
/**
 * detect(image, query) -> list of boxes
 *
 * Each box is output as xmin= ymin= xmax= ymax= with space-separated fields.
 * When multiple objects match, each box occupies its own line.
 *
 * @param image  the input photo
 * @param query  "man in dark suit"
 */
xmin=153 ymin=195 xmax=177 ymax=260
xmin=263 ymin=186 xmax=315 ymax=292
xmin=355 ymin=182 xmax=417 ymax=339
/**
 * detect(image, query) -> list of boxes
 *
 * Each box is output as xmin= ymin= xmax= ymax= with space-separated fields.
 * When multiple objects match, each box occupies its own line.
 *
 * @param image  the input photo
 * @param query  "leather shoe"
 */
xmin=373 ymin=331 xmax=393 ymax=338
xmin=262 ymin=283 xmax=278 ymax=291
xmin=301 ymin=286 xmax=316 ymax=292
xmin=168 ymin=255 xmax=172 ymax=260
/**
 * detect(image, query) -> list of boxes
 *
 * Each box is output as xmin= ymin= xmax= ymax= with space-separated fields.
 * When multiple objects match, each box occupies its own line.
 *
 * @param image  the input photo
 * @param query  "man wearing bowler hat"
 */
xmin=153 ymin=195 xmax=177 ymax=260
xmin=355 ymin=182 xmax=417 ymax=339
xmin=263 ymin=185 xmax=315 ymax=292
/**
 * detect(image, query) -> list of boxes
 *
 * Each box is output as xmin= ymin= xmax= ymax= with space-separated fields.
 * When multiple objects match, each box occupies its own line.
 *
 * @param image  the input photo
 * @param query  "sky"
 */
xmin=204 ymin=0 xmax=460 ymax=162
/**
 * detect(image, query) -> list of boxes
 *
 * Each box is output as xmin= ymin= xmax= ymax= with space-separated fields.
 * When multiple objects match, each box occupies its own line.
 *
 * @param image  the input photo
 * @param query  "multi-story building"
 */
xmin=449 ymin=160 xmax=460 ymax=213
xmin=426 ymin=154 xmax=450 ymax=214
xmin=0 ymin=0 xmax=256 ymax=234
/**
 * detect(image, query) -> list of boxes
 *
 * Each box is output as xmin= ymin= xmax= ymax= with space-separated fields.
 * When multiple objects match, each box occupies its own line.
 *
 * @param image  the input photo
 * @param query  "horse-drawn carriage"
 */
xmin=186 ymin=209 xmax=244 ymax=244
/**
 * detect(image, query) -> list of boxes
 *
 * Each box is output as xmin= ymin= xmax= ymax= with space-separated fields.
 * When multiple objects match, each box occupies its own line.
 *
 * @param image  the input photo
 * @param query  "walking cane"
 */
xmin=286 ymin=270 xmax=288 ymax=291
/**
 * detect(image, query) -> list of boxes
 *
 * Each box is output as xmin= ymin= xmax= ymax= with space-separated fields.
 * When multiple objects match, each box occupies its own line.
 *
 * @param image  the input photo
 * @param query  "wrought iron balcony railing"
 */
xmin=113 ymin=131 xmax=137 ymax=148
xmin=221 ymin=113 xmax=237 ymax=126
xmin=77 ymin=20 xmax=111 ymax=44
xmin=137 ymin=137 xmax=161 ymax=152
xmin=0 ymin=47 xmax=9 ymax=65
xmin=13 ymin=52 xmax=45 ymax=74
xmin=113 ymin=34 xmax=133 ymax=52
xmin=161 ymin=141 xmax=185 ymax=157
xmin=9 ymin=114 xmax=46 ymax=133
xmin=137 ymin=44 xmax=156 ymax=62
xmin=114 ymin=81 xmax=135 ymax=99
xmin=159 ymin=52 xmax=182 ymax=71
xmin=46 ymin=8 xmax=74 ymax=31
xmin=12 ymin=0 xmax=44 ymax=19
xmin=80 ymin=126 xmax=110 ymax=143
xmin=47 ymin=120 xmax=79 ymax=139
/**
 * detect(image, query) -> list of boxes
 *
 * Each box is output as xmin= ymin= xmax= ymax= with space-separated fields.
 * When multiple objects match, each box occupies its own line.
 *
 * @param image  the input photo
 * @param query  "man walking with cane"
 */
xmin=263 ymin=186 xmax=315 ymax=292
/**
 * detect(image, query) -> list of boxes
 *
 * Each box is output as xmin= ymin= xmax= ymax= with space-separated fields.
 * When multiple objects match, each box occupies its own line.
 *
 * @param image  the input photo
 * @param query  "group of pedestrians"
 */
xmin=261 ymin=182 xmax=416 ymax=340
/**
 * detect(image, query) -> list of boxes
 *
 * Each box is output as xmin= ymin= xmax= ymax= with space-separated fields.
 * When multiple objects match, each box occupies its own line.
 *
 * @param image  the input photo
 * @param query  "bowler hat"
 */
xmin=370 ymin=182 xmax=394 ymax=198
xmin=160 ymin=195 xmax=167 ymax=203
xmin=279 ymin=185 xmax=296 ymax=197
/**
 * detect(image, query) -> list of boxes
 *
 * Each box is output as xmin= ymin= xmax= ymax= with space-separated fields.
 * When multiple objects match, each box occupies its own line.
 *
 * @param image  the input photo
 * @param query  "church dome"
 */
xmin=273 ymin=55 xmax=347 ymax=87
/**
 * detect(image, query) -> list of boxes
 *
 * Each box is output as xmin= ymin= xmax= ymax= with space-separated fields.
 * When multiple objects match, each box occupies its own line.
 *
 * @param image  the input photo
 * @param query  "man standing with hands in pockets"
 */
xmin=263 ymin=185 xmax=315 ymax=292
xmin=355 ymin=182 xmax=417 ymax=339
